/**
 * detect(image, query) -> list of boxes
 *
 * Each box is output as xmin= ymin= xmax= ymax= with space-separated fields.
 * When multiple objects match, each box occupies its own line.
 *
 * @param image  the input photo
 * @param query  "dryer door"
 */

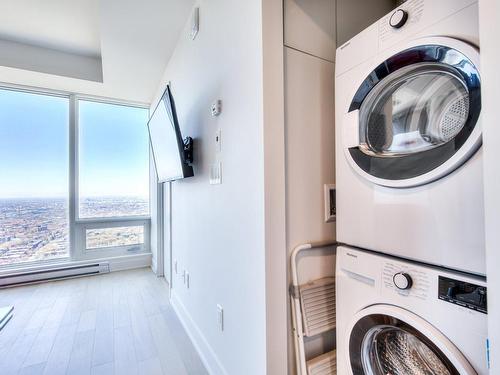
xmin=346 ymin=305 xmax=477 ymax=375
xmin=344 ymin=38 xmax=481 ymax=188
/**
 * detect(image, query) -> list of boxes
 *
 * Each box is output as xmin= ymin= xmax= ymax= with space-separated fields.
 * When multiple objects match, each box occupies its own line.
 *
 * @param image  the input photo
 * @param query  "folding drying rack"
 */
xmin=290 ymin=241 xmax=337 ymax=375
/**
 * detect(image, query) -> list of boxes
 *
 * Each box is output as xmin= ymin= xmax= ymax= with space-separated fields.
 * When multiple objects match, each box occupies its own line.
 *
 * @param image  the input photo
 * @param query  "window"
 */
xmin=78 ymin=100 xmax=150 ymax=218
xmin=0 ymin=87 xmax=151 ymax=268
xmin=0 ymin=89 xmax=69 ymax=265
xmin=86 ymin=226 xmax=144 ymax=250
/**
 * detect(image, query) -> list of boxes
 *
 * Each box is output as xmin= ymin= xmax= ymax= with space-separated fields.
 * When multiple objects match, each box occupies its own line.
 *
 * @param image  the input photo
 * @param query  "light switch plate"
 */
xmin=217 ymin=304 xmax=224 ymax=331
xmin=210 ymin=162 xmax=222 ymax=185
xmin=191 ymin=7 xmax=200 ymax=40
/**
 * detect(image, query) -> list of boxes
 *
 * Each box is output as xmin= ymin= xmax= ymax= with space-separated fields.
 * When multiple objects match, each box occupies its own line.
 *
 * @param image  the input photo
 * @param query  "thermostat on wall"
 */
xmin=324 ymin=184 xmax=336 ymax=223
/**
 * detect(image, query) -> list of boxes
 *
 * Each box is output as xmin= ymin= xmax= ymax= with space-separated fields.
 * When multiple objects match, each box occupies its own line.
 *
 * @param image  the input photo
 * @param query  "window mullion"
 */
xmin=69 ymin=95 xmax=78 ymax=260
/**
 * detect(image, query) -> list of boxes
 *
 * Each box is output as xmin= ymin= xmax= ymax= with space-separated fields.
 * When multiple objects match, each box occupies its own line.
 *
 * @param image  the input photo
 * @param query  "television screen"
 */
xmin=147 ymin=85 xmax=194 ymax=182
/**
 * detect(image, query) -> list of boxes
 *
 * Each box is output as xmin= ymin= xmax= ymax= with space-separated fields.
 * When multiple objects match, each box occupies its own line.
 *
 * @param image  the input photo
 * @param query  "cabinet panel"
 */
xmin=284 ymin=0 xmax=336 ymax=62
xmin=285 ymin=47 xmax=335 ymax=248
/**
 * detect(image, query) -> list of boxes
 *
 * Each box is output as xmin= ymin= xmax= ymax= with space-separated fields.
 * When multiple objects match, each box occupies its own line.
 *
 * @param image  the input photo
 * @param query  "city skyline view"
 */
xmin=0 ymin=196 xmax=149 ymax=266
xmin=0 ymin=88 xmax=151 ymax=267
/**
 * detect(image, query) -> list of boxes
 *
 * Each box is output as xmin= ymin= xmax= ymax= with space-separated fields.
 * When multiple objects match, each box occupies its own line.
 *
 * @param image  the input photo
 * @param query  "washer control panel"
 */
xmin=393 ymin=272 xmax=413 ymax=290
xmin=383 ymin=262 xmax=430 ymax=300
xmin=438 ymin=276 xmax=487 ymax=314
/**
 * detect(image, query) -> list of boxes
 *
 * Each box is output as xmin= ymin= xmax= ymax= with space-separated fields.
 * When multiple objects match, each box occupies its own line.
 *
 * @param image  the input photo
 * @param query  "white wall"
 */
xmin=478 ymin=0 xmax=500 ymax=372
xmin=150 ymin=1 xmax=274 ymax=374
xmin=262 ymin=0 xmax=289 ymax=373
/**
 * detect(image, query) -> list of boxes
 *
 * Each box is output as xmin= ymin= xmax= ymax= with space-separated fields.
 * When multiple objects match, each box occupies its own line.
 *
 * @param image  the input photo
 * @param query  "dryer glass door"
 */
xmin=358 ymin=63 xmax=469 ymax=157
xmin=349 ymin=314 xmax=462 ymax=375
xmin=346 ymin=44 xmax=481 ymax=187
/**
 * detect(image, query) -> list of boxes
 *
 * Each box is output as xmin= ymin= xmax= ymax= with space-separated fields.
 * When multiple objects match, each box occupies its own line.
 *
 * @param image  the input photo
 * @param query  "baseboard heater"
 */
xmin=0 ymin=263 xmax=110 ymax=288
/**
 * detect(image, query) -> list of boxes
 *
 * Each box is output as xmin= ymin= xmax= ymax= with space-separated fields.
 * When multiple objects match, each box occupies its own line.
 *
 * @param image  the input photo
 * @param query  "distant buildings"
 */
xmin=0 ymin=197 xmax=148 ymax=265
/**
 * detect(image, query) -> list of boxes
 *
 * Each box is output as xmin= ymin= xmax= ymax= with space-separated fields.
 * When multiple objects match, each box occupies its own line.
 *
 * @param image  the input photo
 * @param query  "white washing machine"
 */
xmin=335 ymin=0 xmax=485 ymax=275
xmin=336 ymin=246 xmax=488 ymax=375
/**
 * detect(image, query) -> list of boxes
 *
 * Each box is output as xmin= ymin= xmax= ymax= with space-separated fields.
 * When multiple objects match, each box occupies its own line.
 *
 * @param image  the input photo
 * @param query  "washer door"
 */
xmin=347 ymin=305 xmax=476 ymax=375
xmin=343 ymin=38 xmax=481 ymax=188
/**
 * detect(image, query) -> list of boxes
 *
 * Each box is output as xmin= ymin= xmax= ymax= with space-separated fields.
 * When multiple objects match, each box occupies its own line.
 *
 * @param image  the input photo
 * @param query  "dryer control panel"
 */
xmin=438 ymin=276 xmax=487 ymax=314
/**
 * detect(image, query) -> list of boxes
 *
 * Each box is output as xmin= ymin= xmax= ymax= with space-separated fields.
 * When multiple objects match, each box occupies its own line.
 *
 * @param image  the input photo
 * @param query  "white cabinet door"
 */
xmin=284 ymin=0 xmax=336 ymax=62
xmin=285 ymin=47 xmax=336 ymax=248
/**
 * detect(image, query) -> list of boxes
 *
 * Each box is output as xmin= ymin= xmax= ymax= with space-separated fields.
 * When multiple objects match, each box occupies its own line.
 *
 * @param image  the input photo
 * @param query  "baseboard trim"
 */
xmin=0 ymin=253 xmax=152 ymax=277
xmin=171 ymin=291 xmax=227 ymax=375
xmin=107 ymin=253 xmax=152 ymax=272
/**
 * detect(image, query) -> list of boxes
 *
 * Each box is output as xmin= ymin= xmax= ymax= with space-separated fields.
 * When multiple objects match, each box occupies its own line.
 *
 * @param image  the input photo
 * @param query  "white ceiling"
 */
xmin=0 ymin=0 xmax=194 ymax=104
xmin=0 ymin=0 xmax=101 ymax=57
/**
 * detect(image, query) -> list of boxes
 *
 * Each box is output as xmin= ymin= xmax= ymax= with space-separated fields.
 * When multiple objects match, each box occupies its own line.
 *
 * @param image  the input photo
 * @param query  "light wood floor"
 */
xmin=0 ymin=268 xmax=208 ymax=375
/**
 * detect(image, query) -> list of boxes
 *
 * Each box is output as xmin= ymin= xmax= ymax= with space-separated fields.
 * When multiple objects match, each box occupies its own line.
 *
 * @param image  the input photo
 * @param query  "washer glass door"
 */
xmin=349 ymin=314 xmax=463 ymax=375
xmin=346 ymin=44 xmax=481 ymax=186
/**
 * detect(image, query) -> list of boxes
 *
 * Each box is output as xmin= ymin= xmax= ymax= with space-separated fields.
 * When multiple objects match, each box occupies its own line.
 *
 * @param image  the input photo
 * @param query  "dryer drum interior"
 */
xmin=349 ymin=314 xmax=460 ymax=375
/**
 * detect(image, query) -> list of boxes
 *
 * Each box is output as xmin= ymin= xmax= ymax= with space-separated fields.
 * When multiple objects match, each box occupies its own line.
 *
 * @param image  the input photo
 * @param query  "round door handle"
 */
xmin=393 ymin=272 xmax=413 ymax=290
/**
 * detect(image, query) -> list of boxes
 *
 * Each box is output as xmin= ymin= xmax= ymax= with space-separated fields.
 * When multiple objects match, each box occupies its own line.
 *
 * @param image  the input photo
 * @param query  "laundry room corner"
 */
xmin=283 ymin=0 xmax=398 ymax=373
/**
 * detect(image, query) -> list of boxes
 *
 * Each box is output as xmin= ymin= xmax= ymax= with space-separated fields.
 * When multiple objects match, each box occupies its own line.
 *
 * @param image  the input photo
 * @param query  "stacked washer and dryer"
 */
xmin=334 ymin=0 xmax=488 ymax=374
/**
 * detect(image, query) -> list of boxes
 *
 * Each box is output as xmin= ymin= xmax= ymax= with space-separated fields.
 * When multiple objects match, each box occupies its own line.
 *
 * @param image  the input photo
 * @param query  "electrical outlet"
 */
xmin=217 ymin=304 xmax=224 ymax=331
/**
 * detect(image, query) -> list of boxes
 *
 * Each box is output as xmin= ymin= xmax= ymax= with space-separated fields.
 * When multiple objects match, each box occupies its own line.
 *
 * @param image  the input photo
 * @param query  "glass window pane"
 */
xmin=0 ymin=89 xmax=69 ymax=266
xmin=78 ymin=100 xmax=150 ymax=218
xmin=86 ymin=226 xmax=144 ymax=249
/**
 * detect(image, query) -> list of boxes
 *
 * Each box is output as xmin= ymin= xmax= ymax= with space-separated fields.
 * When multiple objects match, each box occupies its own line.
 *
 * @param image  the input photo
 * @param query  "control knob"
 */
xmin=389 ymin=9 xmax=408 ymax=29
xmin=393 ymin=272 xmax=413 ymax=290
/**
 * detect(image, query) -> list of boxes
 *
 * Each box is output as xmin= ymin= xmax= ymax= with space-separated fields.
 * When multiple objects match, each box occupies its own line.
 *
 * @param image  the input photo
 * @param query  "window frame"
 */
xmin=72 ymin=95 xmax=151 ymax=259
xmin=0 ymin=84 xmax=152 ymax=269
xmin=0 ymin=86 xmax=71 ymax=268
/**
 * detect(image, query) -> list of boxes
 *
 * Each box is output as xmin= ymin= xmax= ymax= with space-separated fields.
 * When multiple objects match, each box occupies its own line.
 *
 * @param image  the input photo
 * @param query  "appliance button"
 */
xmin=389 ymin=9 xmax=408 ymax=29
xmin=446 ymin=286 xmax=457 ymax=298
xmin=393 ymin=272 xmax=413 ymax=290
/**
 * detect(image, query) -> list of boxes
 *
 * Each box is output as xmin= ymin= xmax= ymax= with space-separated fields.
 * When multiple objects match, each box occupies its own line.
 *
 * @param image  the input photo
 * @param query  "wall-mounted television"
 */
xmin=148 ymin=85 xmax=194 ymax=182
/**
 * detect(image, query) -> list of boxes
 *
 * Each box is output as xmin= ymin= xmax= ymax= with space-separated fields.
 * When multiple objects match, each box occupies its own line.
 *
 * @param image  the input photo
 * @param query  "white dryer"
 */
xmin=335 ymin=0 xmax=485 ymax=275
xmin=336 ymin=246 xmax=488 ymax=375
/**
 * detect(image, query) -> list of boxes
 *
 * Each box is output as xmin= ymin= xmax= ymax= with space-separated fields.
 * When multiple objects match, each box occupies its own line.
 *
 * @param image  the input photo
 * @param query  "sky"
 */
xmin=0 ymin=88 xmax=150 ymax=199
